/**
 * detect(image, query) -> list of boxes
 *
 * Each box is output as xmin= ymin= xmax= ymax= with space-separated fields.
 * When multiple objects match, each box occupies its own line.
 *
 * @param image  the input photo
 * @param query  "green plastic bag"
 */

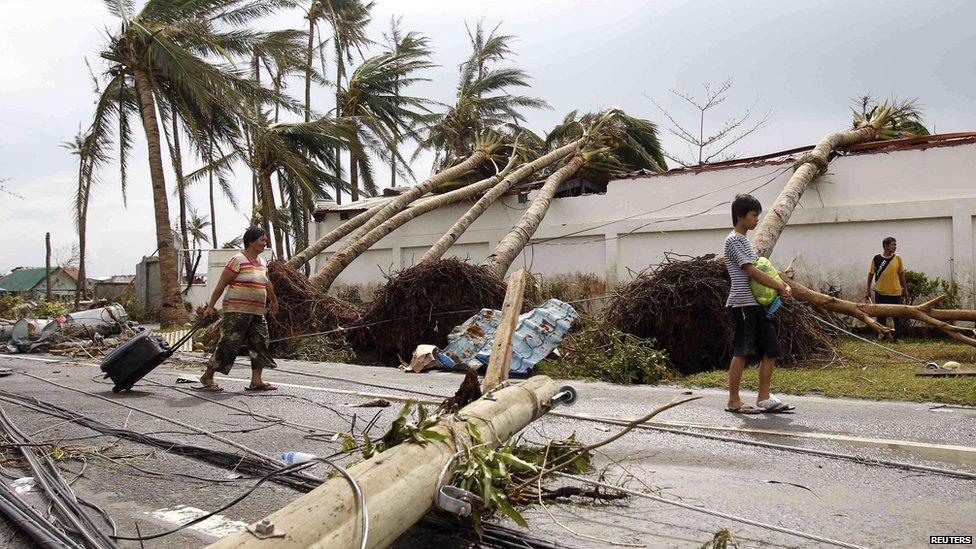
xmin=750 ymin=257 xmax=782 ymax=306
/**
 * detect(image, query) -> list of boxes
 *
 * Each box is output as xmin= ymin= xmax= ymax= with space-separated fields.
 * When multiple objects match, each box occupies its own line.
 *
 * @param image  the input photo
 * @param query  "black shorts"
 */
xmin=729 ymin=306 xmax=783 ymax=364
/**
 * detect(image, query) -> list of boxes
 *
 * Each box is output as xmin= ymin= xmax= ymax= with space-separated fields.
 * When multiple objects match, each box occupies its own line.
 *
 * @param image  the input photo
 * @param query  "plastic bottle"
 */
xmin=281 ymin=451 xmax=317 ymax=465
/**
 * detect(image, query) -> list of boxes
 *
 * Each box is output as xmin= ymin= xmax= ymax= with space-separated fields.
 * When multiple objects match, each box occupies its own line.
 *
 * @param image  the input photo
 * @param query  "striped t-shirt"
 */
xmin=724 ymin=231 xmax=760 ymax=308
xmin=222 ymin=253 xmax=268 ymax=316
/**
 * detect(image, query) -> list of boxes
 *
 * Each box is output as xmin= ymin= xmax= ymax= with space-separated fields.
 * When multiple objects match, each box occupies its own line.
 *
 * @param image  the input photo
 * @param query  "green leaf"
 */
xmin=491 ymin=491 xmax=528 ymax=528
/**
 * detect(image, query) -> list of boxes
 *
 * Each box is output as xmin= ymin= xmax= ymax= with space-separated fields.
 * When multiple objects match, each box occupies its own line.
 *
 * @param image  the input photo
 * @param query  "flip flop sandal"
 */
xmin=194 ymin=385 xmax=224 ymax=393
xmin=725 ymin=404 xmax=763 ymax=414
xmin=758 ymin=397 xmax=795 ymax=413
xmin=245 ymin=384 xmax=278 ymax=392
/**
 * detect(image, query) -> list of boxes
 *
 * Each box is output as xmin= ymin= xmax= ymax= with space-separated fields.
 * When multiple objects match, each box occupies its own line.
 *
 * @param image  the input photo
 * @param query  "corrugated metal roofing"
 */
xmin=0 ymin=268 xmax=49 ymax=292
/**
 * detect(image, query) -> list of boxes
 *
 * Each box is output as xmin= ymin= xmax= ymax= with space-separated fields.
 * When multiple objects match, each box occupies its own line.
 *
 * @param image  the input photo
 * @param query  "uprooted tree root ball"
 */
xmin=195 ymin=262 xmax=361 ymax=355
xmin=355 ymin=259 xmax=514 ymax=364
xmin=604 ymin=256 xmax=835 ymax=374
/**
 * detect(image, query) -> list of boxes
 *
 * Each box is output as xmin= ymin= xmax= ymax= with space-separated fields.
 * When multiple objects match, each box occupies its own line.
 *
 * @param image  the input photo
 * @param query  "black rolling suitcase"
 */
xmin=100 ymin=326 xmax=200 ymax=392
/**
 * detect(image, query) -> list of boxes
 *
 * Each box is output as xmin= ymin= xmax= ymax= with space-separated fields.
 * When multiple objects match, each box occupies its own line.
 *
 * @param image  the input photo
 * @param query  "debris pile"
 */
xmin=605 ymin=256 xmax=834 ymax=374
xmin=356 ymin=259 xmax=513 ymax=363
xmin=536 ymin=314 xmax=672 ymax=384
xmin=1 ymin=304 xmax=133 ymax=355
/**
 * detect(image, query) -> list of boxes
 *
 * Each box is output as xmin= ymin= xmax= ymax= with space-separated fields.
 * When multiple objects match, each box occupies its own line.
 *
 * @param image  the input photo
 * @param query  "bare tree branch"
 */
xmin=647 ymin=76 xmax=771 ymax=166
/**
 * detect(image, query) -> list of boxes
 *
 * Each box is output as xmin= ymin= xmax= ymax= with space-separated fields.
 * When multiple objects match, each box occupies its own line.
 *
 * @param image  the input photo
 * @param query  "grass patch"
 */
xmin=681 ymin=336 xmax=976 ymax=406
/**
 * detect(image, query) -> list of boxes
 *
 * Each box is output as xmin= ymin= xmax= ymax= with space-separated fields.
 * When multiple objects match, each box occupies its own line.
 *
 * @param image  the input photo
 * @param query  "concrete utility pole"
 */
xmin=209 ymin=375 xmax=559 ymax=549
xmin=45 ymin=232 xmax=52 ymax=300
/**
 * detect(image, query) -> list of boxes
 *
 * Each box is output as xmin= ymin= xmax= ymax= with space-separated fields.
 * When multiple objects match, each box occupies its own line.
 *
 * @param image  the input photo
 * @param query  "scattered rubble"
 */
xmin=1 ymin=303 xmax=133 ymax=355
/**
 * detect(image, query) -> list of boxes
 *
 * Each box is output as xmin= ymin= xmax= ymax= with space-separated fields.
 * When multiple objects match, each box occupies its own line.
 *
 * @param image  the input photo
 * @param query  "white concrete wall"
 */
xmin=310 ymin=142 xmax=976 ymax=306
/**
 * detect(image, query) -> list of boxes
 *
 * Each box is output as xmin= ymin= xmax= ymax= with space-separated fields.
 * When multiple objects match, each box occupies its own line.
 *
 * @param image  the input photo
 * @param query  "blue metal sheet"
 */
xmin=441 ymin=299 xmax=579 ymax=375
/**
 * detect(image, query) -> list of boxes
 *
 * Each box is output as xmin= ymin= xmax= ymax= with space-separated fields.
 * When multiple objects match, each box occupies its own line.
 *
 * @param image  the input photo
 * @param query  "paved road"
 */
xmin=0 ymin=352 xmax=973 ymax=548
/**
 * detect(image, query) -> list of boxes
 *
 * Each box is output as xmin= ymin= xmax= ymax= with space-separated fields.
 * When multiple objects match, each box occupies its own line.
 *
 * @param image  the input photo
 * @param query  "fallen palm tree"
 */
xmin=301 ymin=134 xmax=504 ymax=286
xmin=355 ymin=110 xmax=666 ymax=360
xmin=786 ymin=278 xmax=976 ymax=346
xmin=313 ymin=139 xmax=586 ymax=289
xmin=483 ymin=109 xmax=666 ymax=277
xmin=420 ymin=137 xmax=585 ymax=263
xmin=286 ymin=133 xmax=502 ymax=272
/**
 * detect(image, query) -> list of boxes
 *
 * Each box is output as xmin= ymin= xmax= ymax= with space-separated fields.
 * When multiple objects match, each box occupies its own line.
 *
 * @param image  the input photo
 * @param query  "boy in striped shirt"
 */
xmin=724 ymin=194 xmax=794 ymax=414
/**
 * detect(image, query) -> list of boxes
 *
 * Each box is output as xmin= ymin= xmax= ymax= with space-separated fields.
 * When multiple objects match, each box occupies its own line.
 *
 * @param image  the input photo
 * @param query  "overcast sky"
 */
xmin=1 ymin=0 xmax=973 ymax=277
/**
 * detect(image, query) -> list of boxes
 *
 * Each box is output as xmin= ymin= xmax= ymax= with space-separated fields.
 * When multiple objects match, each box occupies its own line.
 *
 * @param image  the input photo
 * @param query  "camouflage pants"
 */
xmin=208 ymin=312 xmax=276 ymax=374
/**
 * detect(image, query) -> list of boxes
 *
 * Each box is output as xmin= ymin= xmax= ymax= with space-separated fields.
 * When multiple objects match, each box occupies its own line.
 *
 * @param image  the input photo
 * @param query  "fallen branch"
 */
xmin=513 ymin=394 xmax=701 ymax=493
xmin=785 ymin=278 xmax=976 ymax=347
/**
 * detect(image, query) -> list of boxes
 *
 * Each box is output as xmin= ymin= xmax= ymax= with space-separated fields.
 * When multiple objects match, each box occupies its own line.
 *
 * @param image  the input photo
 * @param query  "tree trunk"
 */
xmin=278 ymin=172 xmax=292 ymax=258
xmin=350 ymin=152 xmax=359 ymax=202
xmin=77 ymin=217 xmax=86 ymax=306
xmin=305 ymin=16 xmax=314 ymax=124
xmin=422 ymin=141 xmax=582 ymax=264
xmin=132 ymin=68 xmax=188 ymax=327
xmin=309 ymin=151 xmax=489 ymax=289
xmin=311 ymin=172 xmax=508 ymax=289
xmin=483 ymin=155 xmax=586 ymax=278
xmin=208 ymin=133 xmax=218 ymax=246
xmin=259 ymin=169 xmax=285 ymax=259
xmin=74 ymin=158 xmax=85 ymax=308
xmin=284 ymin=201 xmax=386 ymax=271
xmin=334 ymin=57 xmax=343 ymax=205
xmin=171 ymin=112 xmax=193 ymax=285
xmin=751 ymin=126 xmax=877 ymax=258
xmin=786 ymin=277 xmax=976 ymax=348
xmin=45 ymin=232 xmax=52 ymax=301
xmin=390 ymin=137 xmax=397 ymax=188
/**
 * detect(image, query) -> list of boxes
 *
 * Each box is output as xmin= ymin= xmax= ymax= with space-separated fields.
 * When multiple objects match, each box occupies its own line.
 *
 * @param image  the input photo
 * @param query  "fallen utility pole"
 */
xmin=209 ymin=375 xmax=559 ymax=549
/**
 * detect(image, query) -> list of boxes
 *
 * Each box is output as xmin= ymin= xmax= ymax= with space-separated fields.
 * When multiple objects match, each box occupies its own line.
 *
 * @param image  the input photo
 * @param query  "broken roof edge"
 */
xmin=622 ymin=131 xmax=976 ymax=179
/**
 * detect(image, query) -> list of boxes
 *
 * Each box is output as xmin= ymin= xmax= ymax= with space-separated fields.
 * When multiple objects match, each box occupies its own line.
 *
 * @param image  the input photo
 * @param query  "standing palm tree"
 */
xmin=414 ymin=20 xmax=548 ymax=170
xmin=382 ymin=18 xmax=433 ymax=188
xmin=318 ymin=0 xmax=374 ymax=204
xmin=182 ymin=208 xmax=212 ymax=291
xmin=92 ymin=0 xmax=291 ymax=327
xmin=195 ymin=117 xmax=365 ymax=260
xmin=482 ymin=109 xmax=667 ymax=278
xmin=339 ymin=45 xmax=436 ymax=201
xmin=63 ymin=130 xmax=110 ymax=307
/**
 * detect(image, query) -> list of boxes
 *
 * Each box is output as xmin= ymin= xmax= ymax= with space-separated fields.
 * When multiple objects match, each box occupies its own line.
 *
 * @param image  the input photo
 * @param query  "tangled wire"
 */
xmin=605 ymin=255 xmax=834 ymax=374
xmin=356 ymin=259 xmax=513 ymax=364
xmin=265 ymin=262 xmax=360 ymax=352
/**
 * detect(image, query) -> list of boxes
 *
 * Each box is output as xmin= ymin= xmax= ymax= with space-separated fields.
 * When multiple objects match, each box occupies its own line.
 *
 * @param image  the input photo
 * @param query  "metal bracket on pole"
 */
xmin=246 ymin=519 xmax=285 ymax=540
xmin=436 ymin=486 xmax=476 ymax=517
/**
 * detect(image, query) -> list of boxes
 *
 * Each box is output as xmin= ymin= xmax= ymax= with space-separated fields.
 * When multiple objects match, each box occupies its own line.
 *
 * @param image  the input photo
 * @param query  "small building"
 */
xmin=0 ymin=267 xmax=78 ymax=299
xmin=92 ymin=275 xmax=135 ymax=302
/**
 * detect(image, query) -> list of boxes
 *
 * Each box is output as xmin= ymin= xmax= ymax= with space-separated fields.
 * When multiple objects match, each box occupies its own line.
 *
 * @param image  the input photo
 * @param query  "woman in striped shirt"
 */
xmin=199 ymin=227 xmax=279 ymax=392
